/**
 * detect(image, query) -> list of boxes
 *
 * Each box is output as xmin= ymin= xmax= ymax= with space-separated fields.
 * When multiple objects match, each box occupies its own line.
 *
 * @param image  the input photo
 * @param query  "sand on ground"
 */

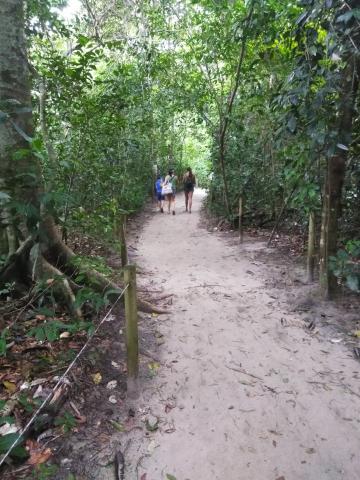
xmin=125 ymin=190 xmax=360 ymax=480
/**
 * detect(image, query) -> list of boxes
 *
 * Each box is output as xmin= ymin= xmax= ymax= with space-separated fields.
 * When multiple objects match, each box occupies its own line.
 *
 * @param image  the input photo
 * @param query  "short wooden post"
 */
xmin=119 ymin=214 xmax=128 ymax=267
xmin=238 ymin=195 xmax=244 ymax=244
xmin=307 ymin=210 xmax=316 ymax=283
xmin=124 ymin=265 xmax=139 ymax=396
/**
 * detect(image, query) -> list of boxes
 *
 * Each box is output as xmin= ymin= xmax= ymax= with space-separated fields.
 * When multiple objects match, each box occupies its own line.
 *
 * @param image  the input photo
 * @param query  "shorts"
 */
xmin=157 ymin=192 xmax=165 ymax=201
xmin=165 ymin=191 xmax=175 ymax=200
xmin=184 ymin=185 xmax=194 ymax=193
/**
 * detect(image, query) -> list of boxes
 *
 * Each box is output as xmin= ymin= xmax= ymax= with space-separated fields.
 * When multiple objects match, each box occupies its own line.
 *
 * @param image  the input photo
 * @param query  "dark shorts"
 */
xmin=165 ymin=191 xmax=175 ymax=199
xmin=184 ymin=185 xmax=194 ymax=193
xmin=157 ymin=192 xmax=165 ymax=201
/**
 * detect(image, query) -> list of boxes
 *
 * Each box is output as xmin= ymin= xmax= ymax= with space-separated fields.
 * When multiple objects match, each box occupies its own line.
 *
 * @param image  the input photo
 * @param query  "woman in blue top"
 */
xmin=155 ymin=175 xmax=164 ymax=213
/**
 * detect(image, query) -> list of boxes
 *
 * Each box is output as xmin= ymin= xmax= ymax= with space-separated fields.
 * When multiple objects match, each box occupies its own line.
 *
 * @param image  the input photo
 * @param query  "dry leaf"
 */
xmin=3 ymin=380 xmax=17 ymax=393
xmin=26 ymin=440 xmax=52 ymax=466
xmin=91 ymin=372 xmax=102 ymax=384
xmin=140 ymin=474 xmax=147 ymax=480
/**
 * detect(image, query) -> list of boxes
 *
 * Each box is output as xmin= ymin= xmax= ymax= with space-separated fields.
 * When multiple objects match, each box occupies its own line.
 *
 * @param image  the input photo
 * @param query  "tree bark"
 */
xmin=0 ymin=0 xmax=41 ymax=248
xmin=319 ymin=57 xmax=360 ymax=298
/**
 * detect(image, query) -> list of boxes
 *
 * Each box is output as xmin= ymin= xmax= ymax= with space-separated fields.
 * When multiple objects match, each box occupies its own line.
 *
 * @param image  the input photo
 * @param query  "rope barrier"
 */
xmin=0 ymin=284 xmax=129 ymax=469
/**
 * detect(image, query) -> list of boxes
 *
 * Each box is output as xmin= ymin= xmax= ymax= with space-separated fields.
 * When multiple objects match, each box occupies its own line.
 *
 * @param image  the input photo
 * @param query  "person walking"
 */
xmin=183 ymin=167 xmax=196 ymax=213
xmin=155 ymin=175 xmax=164 ymax=213
xmin=162 ymin=169 xmax=177 ymax=215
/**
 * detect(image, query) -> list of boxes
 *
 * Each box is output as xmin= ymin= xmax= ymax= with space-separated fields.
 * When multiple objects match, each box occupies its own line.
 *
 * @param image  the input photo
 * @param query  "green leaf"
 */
xmin=336 ymin=11 xmax=354 ymax=23
xmin=0 ymin=433 xmax=27 ymax=459
xmin=166 ymin=475 xmax=177 ymax=480
xmin=287 ymin=115 xmax=297 ymax=133
xmin=0 ymin=416 xmax=15 ymax=425
xmin=346 ymin=275 xmax=359 ymax=292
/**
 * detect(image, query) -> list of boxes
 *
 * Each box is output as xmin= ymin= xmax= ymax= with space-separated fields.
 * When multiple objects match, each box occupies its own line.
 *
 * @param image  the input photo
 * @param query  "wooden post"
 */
xmin=307 ymin=210 xmax=316 ymax=283
xmin=124 ymin=265 xmax=139 ymax=396
xmin=238 ymin=195 xmax=244 ymax=244
xmin=119 ymin=214 xmax=128 ymax=267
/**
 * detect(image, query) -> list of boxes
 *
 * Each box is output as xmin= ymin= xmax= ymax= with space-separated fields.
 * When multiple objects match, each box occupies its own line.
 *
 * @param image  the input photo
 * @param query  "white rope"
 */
xmin=0 ymin=284 xmax=129 ymax=468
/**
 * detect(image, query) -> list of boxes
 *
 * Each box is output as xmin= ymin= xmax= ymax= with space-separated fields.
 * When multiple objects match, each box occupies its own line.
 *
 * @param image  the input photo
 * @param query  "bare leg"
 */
xmin=185 ymin=191 xmax=189 ymax=211
xmin=172 ymin=195 xmax=176 ymax=214
xmin=188 ymin=191 xmax=193 ymax=213
xmin=167 ymin=195 xmax=171 ymax=213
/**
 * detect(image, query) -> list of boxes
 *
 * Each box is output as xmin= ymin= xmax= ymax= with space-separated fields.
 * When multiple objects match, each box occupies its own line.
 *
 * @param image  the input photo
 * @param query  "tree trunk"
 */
xmin=319 ymin=57 xmax=360 ymax=298
xmin=0 ymin=0 xmax=41 ymax=250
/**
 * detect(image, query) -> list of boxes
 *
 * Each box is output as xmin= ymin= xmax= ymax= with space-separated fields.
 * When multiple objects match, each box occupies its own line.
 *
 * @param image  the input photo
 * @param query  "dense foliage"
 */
xmin=1 ymin=0 xmax=359 ymax=298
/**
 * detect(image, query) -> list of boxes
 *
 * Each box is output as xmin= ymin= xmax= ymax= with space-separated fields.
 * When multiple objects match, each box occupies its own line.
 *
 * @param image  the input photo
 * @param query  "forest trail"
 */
xmin=126 ymin=190 xmax=360 ymax=480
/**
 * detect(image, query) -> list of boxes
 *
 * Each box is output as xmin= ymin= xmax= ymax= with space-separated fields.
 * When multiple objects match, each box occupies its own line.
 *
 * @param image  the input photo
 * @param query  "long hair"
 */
xmin=186 ymin=167 xmax=194 ymax=181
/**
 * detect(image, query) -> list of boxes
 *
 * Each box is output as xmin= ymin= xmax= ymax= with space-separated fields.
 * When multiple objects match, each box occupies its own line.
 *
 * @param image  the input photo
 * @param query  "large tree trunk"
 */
xmin=319 ymin=57 xmax=360 ymax=298
xmin=0 ymin=0 xmax=42 ymax=253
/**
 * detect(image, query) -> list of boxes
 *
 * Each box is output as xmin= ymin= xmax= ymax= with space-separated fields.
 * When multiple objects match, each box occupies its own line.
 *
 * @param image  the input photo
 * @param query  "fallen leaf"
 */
xmin=106 ymin=380 xmax=117 ymax=390
xmin=166 ymin=474 xmax=177 ymax=480
xmin=26 ymin=440 xmax=52 ymax=466
xmin=148 ymin=362 xmax=160 ymax=376
xmin=165 ymin=403 xmax=174 ymax=414
xmin=352 ymin=330 xmax=360 ymax=338
xmin=0 ymin=423 xmax=18 ymax=435
xmin=3 ymin=381 xmax=17 ymax=393
xmin=109 ymin=420 xmax=125 ymax=432
xmin=140 ymin=474 xmax=147 ymax=480
xmin=91 ymin=372 xmax=102 ymax=385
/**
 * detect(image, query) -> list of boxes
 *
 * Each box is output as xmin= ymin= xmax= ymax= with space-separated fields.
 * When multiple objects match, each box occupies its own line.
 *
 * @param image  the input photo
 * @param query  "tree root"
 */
xmin=1 ymin=217 xmax=168 ymax=315
xmin=30 ymin=244 xmax=82 ymax=319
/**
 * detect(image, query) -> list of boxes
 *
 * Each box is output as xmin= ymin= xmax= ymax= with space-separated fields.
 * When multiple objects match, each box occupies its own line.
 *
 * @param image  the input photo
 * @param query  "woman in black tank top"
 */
xmin=183 ymin=167 xmax=196 ymax=213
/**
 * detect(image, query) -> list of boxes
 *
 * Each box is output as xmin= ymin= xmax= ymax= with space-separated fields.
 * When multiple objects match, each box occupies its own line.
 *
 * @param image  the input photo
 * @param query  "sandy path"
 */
xmin=128 ymin=190 xmax=360 ymax=480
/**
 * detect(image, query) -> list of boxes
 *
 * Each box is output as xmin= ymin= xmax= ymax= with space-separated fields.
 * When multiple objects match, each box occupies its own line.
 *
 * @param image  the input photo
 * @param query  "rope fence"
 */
xmin=0 ymin=284 xmax=129 ymax=468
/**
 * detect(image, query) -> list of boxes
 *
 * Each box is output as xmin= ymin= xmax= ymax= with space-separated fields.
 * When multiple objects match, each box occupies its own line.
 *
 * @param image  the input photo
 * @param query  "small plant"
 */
xmin=0 ymin=328 xmax=10 ymax=356
xmin=0 ymin=282 xmax=15 ymax=297
xmin=28 ymin=320 xmax=67 ymax=342
xmin=74 ymin=287 xmax=106 ymax=312
xmin=18 ymin=393 xmax=42 ymax=414
xmin=54 ymin=411 xmax=76 ymax=433
xmin=330 ymin=240 xmax=360 ymax=292
xmin=31 ymin=463 xmax=58 ymax=479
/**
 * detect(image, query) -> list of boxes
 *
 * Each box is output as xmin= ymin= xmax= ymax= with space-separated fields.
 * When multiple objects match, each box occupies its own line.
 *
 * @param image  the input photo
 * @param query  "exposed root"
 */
xmin=30 ymin=243 xmax=82 ymax=318
xmin=1 ymin=216 xmax=167 ymax=315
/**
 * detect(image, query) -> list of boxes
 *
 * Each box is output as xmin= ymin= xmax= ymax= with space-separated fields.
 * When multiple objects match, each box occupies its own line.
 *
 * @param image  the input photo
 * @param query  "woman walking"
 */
xmin=162 ymin=169 xmax=177 ymax=215
xmin=183 ymin=167 xmax=196 ymax=213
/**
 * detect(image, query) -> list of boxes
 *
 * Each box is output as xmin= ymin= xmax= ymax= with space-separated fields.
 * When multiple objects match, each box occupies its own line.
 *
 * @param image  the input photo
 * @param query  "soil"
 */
xmin=6 ymin=190 xmax=360 ymax=479
xmin=121 ymin=190 xmax=360 ymax=480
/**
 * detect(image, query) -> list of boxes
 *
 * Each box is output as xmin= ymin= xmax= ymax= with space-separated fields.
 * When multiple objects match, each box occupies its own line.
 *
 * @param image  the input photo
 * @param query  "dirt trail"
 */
xmin=126 ymin=190 xmax=360 ymax=480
